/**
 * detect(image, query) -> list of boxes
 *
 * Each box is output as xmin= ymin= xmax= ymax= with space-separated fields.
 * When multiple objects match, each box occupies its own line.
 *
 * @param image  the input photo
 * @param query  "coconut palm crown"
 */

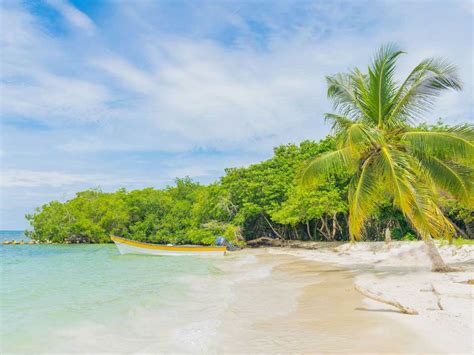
xmin=301 ymin=44 xmax=473 ymax=241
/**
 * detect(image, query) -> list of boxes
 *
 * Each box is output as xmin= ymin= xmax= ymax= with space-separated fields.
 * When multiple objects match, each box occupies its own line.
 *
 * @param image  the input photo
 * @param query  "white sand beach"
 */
xmin=269 ymin=242 xmax=474 ymax=354
xmin=2 ymin=242 xmax=472 ymax=354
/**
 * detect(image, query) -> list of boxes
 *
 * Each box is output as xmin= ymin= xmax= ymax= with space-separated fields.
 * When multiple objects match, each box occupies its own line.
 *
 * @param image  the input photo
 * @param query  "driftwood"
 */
xmin=430 ymin=283 xmax=444 ymax=310
xmin=245 ymin=238 xmax=342 ymax=249
xmin=354 ymin=284 xmax=418 ymax=315
xmin=421 ymin=284 xmax=444 ymax=310
xmin=246 ymin=237 xmax=284 ymax=247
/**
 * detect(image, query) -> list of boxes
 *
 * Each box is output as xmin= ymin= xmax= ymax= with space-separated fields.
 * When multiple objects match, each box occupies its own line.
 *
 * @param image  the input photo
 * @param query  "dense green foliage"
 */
xmin=26 ymin=45 xmax=473 ymax=245
xmin=26 ymin=132 xmax=472 ymax=244
xmin=302 ymin=44 xmax=473 ymax=241
xmin=26 ymin=179 xmax=240 ymax=245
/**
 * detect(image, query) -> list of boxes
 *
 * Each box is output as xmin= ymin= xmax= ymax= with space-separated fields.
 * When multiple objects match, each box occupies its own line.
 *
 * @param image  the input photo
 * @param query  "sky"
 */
xmin=0 ymin=0 xmax=473 ymax=229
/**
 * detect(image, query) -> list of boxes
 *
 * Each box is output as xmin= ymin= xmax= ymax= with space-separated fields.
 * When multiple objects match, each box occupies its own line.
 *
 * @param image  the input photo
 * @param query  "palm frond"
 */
xmin=347 ymin=156 xmax=383 ymax=239
xmin=402 ymin=128 xmax=474 ymax=162
xmin=380 ymin=150 xmax=452 ymax=239
xmin=326 ymin=73 xmax=370 ymax=119
xmin=403 ymin=185 xmax=456 ymax=240
xmin=376 ymin=148 xmax=456 ymax=239
xmin=300 ymin=148 xmax=358 ymax=186
xmin=377 ymin=147 xmax=416 ymax=213
xmin=342 ymin=124 xmax=384 ymax=154
xmin=367 ymin=43 xmax=404 ymax=128
xmin=350 ymin=68 xmax=372 ymax=122
xmin=442 ymin=123 xmax=474 ymax=141
xmin=386 ymin=58 xmax=462 ymax=126
xmin=324 ymin=113 xmax=355 ymax=132
xmin=420 ymin=156 xmax=473 ymax=205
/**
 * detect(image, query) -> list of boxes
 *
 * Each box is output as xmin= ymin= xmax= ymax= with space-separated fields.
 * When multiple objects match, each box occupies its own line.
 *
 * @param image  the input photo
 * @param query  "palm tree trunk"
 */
xmin=424 ymin=237 xmax=453 ymax=272
xmin=384 ymin=227 xmax=391 ymax=243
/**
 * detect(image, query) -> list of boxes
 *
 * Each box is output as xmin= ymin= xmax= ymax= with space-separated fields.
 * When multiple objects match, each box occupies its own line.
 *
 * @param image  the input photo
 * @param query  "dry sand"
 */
xmin=270 ymin=241 xmax=474 ymax=354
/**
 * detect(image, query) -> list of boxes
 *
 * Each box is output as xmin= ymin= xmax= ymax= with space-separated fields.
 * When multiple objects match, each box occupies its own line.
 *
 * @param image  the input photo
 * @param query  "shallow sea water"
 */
xmin=1 ymin=232 xmax=436 ymax=353
xmin=1 ymin=238 xmax=222 ymax=352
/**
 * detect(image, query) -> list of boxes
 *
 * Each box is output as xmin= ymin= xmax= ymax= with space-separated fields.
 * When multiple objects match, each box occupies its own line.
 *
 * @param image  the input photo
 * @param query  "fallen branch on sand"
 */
xmin=421 ymin=284 xmax=444 ymax=310
xmin=430 ymin=283 xmax=444 ymax=310
xmin=246 ymin=237 xmax=284 ymax=247
xmin=354 ymin=284 xmax=418 ymax=315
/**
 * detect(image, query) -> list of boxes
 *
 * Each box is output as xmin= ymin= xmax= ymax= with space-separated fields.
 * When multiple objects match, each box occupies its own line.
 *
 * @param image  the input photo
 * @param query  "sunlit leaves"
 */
xmin=300 ymin=147 xmax=358 ymax=186
xmin=303 ymin=44 xmax=470 ymax=241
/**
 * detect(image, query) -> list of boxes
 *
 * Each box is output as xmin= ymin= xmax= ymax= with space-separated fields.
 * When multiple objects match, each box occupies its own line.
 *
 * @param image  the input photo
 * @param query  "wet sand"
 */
xmin=270 ymin=242 xmax=474 ymax=354
xmin=215 ymin=249 xmax=437 ymax=353
xmin=15 ymin=245 xmax=468 ymax=353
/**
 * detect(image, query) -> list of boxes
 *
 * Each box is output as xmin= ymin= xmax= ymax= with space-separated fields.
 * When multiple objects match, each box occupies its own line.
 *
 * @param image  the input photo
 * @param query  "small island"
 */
xmin=1 ymin=1 xmax=472 ymax=353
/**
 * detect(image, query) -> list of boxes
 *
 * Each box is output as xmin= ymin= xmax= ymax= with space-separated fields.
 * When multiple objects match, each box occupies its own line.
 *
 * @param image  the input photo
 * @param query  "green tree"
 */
xmin=221 ymin=138 xmax=336 ymax=240
xmin=26 ymin=189 xmax=130 ymax=243
xmin=301 ymin=44 xmax=473 ymax=271
xmin=271 ymin=183 xmax=347 ymax=240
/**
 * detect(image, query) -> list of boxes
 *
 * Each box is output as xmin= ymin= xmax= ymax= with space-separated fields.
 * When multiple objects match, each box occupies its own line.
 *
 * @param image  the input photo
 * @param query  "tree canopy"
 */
xmin=26 ymin=45 xmax=473 ymax=246
xmin=26 ymin=127 xmax=472 ymax=244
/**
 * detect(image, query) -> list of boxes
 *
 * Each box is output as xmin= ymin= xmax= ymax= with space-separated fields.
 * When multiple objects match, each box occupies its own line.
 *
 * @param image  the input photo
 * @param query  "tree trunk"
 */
xmin=319 ymin=217 xmax=331 ymax=240
xmin=384 ymin=227 xmax=391 ymax=243
xmin=306 ymin=221 xmax=313 ymax=240
xmin=262 ymin=214 xmax=283 ymax=239
xmin=466 ymin=221 xmax=473 ymax=238
xmin=331 ymin=214 xmax=337 ymax=240
xmin=424 ymin=237 xmax=453 ymax=272
xmin=293 ymin=225 xmax=300 ymax=240
xmin=447 ymin=217 xmax=470 ymax=240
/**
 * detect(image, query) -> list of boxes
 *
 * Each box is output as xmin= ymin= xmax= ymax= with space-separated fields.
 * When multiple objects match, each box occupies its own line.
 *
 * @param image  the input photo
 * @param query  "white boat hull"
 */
xmin=111 ymin=236 xmax=226 ymax=256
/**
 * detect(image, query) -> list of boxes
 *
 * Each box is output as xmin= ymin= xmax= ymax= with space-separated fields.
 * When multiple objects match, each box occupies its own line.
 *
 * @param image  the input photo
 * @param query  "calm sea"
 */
xmin=1 ymin=231 xmax=441 ymax=353
xmin=1 ymin=230 xmax=263 ymax=353
xmin=0 ymin=230 xmax=30 ymax=242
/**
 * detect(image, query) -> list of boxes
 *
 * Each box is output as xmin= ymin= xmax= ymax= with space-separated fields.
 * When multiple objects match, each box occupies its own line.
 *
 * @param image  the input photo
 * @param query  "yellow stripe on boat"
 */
xmin=111 ymin=236 xmax=226 ymax=256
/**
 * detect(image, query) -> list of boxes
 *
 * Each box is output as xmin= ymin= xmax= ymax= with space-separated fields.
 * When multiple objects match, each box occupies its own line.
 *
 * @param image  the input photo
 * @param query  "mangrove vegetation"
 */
xmin=26 ymin=45 xmax=473 ymax=250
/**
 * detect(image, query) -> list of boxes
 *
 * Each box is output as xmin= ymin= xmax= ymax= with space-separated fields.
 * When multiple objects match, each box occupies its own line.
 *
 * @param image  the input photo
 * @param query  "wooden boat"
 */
xmin=111 ymin=236 xmax=226 ymax=256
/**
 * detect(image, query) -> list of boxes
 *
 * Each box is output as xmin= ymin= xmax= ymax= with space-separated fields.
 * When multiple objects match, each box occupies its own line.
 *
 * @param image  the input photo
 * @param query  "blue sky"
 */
xmin=0 ymin=0 xmax=473 ymax=229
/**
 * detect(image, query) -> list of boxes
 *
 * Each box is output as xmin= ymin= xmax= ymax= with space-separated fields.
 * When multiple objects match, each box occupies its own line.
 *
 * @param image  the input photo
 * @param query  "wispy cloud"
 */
xmin=2 ymin=0 xmax=472 ymax=152
xmin=0 ymin=169 xmax=162 ymax=188
xmin=45 ymin=0 xmax=96 ymax=35
xmin=0 ymin=0 xmax=472 ymax=228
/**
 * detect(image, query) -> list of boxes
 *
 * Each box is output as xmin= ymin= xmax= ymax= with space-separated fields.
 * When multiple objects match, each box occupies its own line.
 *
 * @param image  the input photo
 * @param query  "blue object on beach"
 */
xmin=215 ymin=236 xmax=239 ymax=251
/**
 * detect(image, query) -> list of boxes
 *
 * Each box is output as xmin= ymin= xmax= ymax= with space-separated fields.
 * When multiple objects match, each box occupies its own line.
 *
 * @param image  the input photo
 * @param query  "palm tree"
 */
xmin=301 ymin=44 xmax=473 ymax=272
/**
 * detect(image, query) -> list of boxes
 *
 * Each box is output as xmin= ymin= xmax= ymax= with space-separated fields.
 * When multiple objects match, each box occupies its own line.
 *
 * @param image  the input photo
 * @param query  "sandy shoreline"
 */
xmin=3 ymin=243 xmax=471 ymax=353
xmin=269 ymin=242 xmax=474 ymax=354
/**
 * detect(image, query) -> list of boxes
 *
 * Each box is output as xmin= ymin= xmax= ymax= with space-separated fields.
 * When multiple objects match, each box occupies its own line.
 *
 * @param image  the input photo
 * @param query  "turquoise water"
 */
xmin=0 ymin=230 xmax=29 ymax=242
xmin=0 ymin=232 xmax=232 ymax=353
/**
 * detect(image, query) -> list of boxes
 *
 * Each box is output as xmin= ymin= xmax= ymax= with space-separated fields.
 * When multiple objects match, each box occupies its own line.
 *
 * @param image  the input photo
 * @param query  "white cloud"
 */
xmin=45 ymin=0 xmax=96 ymax=35
xmin=1 ymin=0 xmax=471 ymax=155
xmin=0 ymin=169 xmax=161 ymax=188
xmin=2 ymin=71 xmax=111 ymax=122
xmin=0 ymin=0 xmax=472 ymax=229
xmin=461 ymin=0 xmax=474 ymax=14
